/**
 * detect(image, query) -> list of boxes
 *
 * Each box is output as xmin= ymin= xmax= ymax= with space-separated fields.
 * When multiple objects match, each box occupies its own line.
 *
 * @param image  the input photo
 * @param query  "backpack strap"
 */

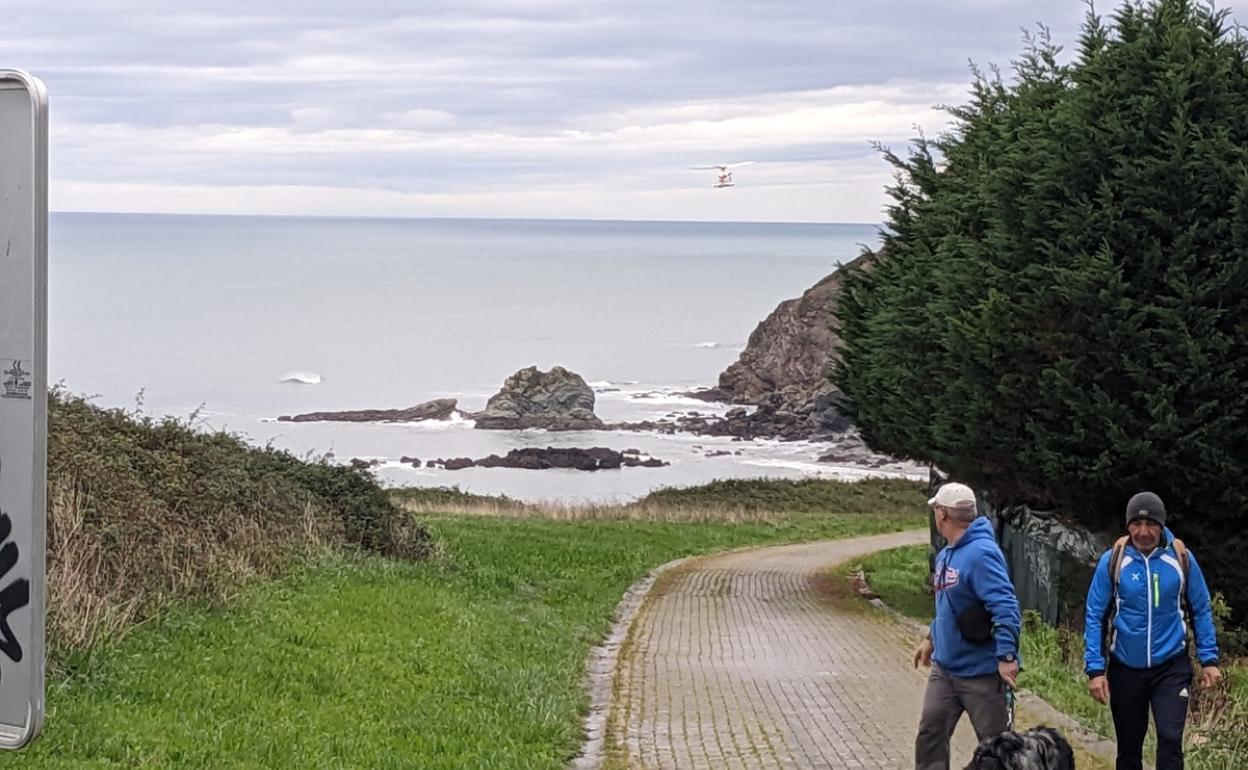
xmin=1172 ymin=537 xmax=1190 ymax=578
xmin=1102 ymin=535 xmax=1130 ymax=660
xmin=1170 ymin=537 xmax=1194 ymax=634
xmin=1109 ymin=535 xmax=1130 ymax=588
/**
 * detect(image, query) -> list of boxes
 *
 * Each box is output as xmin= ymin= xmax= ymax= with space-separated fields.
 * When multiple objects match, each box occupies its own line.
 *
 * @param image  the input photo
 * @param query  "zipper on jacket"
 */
xmin=1144 ymin=555 xmax=1154 ymax=667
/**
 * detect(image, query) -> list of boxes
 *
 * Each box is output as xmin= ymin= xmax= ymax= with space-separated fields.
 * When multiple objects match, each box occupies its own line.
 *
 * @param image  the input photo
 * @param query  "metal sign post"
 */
xmin=0 ymin=69 xmax=47 ymax=748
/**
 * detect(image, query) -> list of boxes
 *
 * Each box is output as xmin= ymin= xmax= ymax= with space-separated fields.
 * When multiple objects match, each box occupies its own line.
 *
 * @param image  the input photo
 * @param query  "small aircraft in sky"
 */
xmin=690 ymin=161 xmax=754 ymax=188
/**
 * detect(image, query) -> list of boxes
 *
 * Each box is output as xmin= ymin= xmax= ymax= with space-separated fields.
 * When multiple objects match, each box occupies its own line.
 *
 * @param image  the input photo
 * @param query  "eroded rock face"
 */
xmin=279 ymin=398 xmax=458 ymax=423
xmin=608 ymin=393 xmax=853 ymax=442
xmin=689 ymin=252 xmax=875 ymax=438
xmin=472 ymin=366 xmax=604 ymax=431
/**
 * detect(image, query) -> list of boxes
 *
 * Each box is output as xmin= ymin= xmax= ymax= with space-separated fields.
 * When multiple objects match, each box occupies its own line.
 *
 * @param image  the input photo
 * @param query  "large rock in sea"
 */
xmin=278 ymin=398 xmax=458 ymax=423
xmin=692 ymin=252 xmax=873 ymax=438
xmin=472 ymin=366 xmax=605 ymax=431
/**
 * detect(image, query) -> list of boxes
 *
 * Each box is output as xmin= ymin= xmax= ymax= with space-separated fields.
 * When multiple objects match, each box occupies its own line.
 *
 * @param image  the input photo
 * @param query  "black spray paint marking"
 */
xmin=0 ymin=460 xmax=30 ymax=671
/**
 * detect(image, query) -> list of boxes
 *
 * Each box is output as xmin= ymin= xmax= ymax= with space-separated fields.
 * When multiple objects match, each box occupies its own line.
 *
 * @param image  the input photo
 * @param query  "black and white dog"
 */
xmin=963 ymin=726 xmax=1075 ymax=770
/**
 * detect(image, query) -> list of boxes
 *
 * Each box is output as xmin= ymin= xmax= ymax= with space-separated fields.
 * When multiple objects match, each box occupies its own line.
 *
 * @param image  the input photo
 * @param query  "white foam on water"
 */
xmin=692 ymin=341 xmax=720 ymax=349
xmin=625 ymin=390 xmax=730 ymax=409
xmin=396 ymin=412 xmax=476 ymax=431
xmin=739 ymin=457 xmax=923 ymax=481
xmin=280 ymin=372 xmax=322 ymax=385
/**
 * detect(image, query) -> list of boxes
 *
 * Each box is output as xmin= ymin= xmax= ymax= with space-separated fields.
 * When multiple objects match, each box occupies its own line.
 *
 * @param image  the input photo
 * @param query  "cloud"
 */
xmin=8 ymin=0 xmax=1088 ymax=220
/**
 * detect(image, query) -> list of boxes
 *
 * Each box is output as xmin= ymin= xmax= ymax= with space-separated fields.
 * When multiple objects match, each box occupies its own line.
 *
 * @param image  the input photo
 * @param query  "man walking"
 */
xmin=914 ymin=482 xmax=1022 ymax=770
xmin=1084 ymin=491 xmax=1221 ymax=770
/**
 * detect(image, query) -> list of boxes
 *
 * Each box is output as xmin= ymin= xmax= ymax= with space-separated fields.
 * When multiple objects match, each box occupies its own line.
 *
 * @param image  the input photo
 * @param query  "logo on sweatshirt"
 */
xmin=935 ymin=566 xmax=960 ymax=591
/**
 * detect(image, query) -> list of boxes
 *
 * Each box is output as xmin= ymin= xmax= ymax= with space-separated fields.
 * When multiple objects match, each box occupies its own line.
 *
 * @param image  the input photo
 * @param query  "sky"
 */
xmin=2 ymin=1 xmax=1093 ymax=223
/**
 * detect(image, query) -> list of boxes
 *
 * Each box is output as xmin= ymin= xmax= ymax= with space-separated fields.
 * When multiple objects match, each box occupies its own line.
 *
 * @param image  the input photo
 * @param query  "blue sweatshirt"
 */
xmin=930 ymin=516 xmax=1022 ymax=677
xmin=1084 ymin=528 xmax=1219 ymax=674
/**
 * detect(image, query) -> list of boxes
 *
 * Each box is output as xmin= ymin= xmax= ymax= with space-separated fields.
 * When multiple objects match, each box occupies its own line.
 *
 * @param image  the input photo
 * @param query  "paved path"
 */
xmin=613 ymin=530 xmax=980 ymax=769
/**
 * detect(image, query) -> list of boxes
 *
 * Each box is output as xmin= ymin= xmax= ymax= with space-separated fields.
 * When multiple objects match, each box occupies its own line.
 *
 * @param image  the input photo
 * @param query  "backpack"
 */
xmin=1101 ymin=535 xmax=1191 ymax=659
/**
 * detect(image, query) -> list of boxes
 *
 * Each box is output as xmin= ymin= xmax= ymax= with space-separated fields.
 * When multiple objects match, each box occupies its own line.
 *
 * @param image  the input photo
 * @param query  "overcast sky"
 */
xmin=3 ymin=1 xmax=1093 ymax=222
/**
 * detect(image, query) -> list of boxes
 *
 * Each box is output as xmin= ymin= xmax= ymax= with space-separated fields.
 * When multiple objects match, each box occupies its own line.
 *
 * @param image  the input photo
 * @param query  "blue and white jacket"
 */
xmin=930 ymin=516 xmax=1022 ymax=677
xmin=1084 ymin=528 xmax=1219 ymax=675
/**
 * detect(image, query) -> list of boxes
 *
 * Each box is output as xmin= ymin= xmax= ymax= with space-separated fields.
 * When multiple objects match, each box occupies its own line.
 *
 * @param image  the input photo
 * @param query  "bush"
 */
xmin=45 ymin=390 xmax=430 ymax=656
xmin=835 ymin=0 xmax=1248 ymax=623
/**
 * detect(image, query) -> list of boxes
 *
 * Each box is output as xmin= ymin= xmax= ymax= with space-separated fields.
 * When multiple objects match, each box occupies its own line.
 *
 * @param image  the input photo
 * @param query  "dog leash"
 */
xmin=1005 ymin=686 xmax=1016 ymax=732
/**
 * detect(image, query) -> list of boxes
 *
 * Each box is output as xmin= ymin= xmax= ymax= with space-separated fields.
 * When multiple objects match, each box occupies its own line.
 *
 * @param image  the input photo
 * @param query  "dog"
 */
xmin=963 ymin=726 xmax=1075 ymax=769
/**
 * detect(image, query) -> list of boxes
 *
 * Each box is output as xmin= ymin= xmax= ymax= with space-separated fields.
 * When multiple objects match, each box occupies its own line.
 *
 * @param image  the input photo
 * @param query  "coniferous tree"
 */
xmin=835 ymin=0 xmax=1248 ymax=620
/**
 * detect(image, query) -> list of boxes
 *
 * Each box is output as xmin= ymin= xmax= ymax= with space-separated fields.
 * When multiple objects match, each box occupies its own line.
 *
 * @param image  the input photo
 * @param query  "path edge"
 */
xmin=568 ymin=556 xmax=690 ymax=770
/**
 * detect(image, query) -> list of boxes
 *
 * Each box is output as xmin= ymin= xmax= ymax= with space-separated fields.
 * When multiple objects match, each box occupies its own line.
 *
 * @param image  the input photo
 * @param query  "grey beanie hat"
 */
xmin=1125 ymin=491 xmax=1166 ymax=527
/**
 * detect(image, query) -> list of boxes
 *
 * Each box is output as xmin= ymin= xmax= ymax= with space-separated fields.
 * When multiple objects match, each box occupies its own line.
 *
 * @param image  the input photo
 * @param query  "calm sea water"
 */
xmin=50 ymin=212 xmax=907 ymax=503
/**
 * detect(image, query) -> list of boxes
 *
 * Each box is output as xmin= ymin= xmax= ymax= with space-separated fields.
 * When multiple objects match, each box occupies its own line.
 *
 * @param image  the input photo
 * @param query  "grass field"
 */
xmin=852 ymin=543 xmax=1248 ymax=770
xmin=7 ymin=497 xmax=924 ymax=769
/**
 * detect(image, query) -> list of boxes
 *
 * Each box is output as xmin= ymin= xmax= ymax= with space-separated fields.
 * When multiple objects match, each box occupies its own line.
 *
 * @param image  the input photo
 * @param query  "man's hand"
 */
xmin=913 ymin=637 xmax=933 ymax=669
xmin=1088 ymin=675 xmax=1110 ymax=705
xmin=1199 ymin=666 xmax=1222 ymax=690
xmin=998 ymin=659 xmax=1019 ymax=689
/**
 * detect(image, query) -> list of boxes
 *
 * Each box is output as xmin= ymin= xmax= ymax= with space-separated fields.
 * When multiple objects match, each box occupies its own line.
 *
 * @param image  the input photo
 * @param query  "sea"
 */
xmin=49 ymin=212 xmax=916 ymax=504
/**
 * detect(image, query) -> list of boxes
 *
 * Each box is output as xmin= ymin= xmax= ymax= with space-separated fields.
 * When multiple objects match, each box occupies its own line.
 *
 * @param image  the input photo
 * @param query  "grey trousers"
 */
xmin=915 ymin=662 xmax=1010 ymax=770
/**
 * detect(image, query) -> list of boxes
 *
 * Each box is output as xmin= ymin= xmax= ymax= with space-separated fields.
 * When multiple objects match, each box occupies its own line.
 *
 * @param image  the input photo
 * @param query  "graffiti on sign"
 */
xmin=1 ymin=362 xmax=33 ymax=402
xmin=0 ymin=462 xmax=28 ymax=680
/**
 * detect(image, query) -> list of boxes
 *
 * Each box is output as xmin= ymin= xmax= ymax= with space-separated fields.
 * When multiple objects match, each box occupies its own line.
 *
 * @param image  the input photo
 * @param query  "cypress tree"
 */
xmin=835 ymin=0 xmax=1248 ymax=620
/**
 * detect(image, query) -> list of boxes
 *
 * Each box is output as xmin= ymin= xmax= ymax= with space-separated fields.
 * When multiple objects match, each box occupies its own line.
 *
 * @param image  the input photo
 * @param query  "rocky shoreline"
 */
xmin=404 ymin=447 xmax=667 ymax=471
xmin=282 ymin=255 xmax=919 ymax=475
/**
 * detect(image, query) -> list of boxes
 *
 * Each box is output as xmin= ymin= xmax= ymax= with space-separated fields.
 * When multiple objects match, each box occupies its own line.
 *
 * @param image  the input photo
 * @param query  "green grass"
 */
xmin=8 ymin=510 xmax=923 ymax=769
xmin=848 ymin=540 xmax=934 ymax=620
xmin=853 ymin=543 xmax=1248 ymax=770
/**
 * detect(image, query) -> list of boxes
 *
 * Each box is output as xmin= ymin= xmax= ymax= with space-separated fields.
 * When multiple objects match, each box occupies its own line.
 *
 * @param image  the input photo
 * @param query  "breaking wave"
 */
xmin=279 ymin=372 xmax=322 ymax=385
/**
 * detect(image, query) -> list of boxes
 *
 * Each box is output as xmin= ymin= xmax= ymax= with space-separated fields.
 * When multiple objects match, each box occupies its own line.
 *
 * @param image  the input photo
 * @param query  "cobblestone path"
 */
xmin=614 ymin=530 xmax=980 ymax=769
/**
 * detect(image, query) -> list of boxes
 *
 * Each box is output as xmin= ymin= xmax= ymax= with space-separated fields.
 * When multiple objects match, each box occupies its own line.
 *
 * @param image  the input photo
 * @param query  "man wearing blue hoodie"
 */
xmin=1084 ymin=491 xmax=1221 ymax=770
xmin=914 ymin=482 xmax=1022 ymax=770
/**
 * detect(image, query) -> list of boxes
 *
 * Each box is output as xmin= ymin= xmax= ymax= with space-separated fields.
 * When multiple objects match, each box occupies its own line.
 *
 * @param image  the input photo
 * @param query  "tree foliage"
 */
xmin=834 ymin=0 xmax=1248 ymax=616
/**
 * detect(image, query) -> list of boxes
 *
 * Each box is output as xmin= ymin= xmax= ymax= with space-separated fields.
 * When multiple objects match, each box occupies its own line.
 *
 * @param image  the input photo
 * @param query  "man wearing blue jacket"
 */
xmin=914 ymin=482 xmax=1022 ymax=770
xmin=1084 ymin=491 xmax=1221 ymax=770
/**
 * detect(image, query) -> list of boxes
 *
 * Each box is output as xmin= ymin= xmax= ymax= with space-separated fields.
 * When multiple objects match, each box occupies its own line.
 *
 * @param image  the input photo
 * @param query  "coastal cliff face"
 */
xmin=696 ymin=251 xmax=873 ymax=436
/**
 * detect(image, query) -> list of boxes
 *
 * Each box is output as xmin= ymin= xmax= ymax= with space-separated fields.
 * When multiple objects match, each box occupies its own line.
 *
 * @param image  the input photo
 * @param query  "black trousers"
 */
xmin=1108 ymin=653 xmax=1193 ymax=770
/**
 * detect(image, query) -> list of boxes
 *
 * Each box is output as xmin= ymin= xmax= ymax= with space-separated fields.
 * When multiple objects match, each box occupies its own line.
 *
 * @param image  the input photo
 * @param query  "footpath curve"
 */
xmin=609 ymin=530 xmax=980 ymax=769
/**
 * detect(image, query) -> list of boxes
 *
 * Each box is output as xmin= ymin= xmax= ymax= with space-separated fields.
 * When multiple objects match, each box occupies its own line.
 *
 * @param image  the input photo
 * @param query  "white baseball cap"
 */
xmin=927 ymin=482 xmax=976 ymax=508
